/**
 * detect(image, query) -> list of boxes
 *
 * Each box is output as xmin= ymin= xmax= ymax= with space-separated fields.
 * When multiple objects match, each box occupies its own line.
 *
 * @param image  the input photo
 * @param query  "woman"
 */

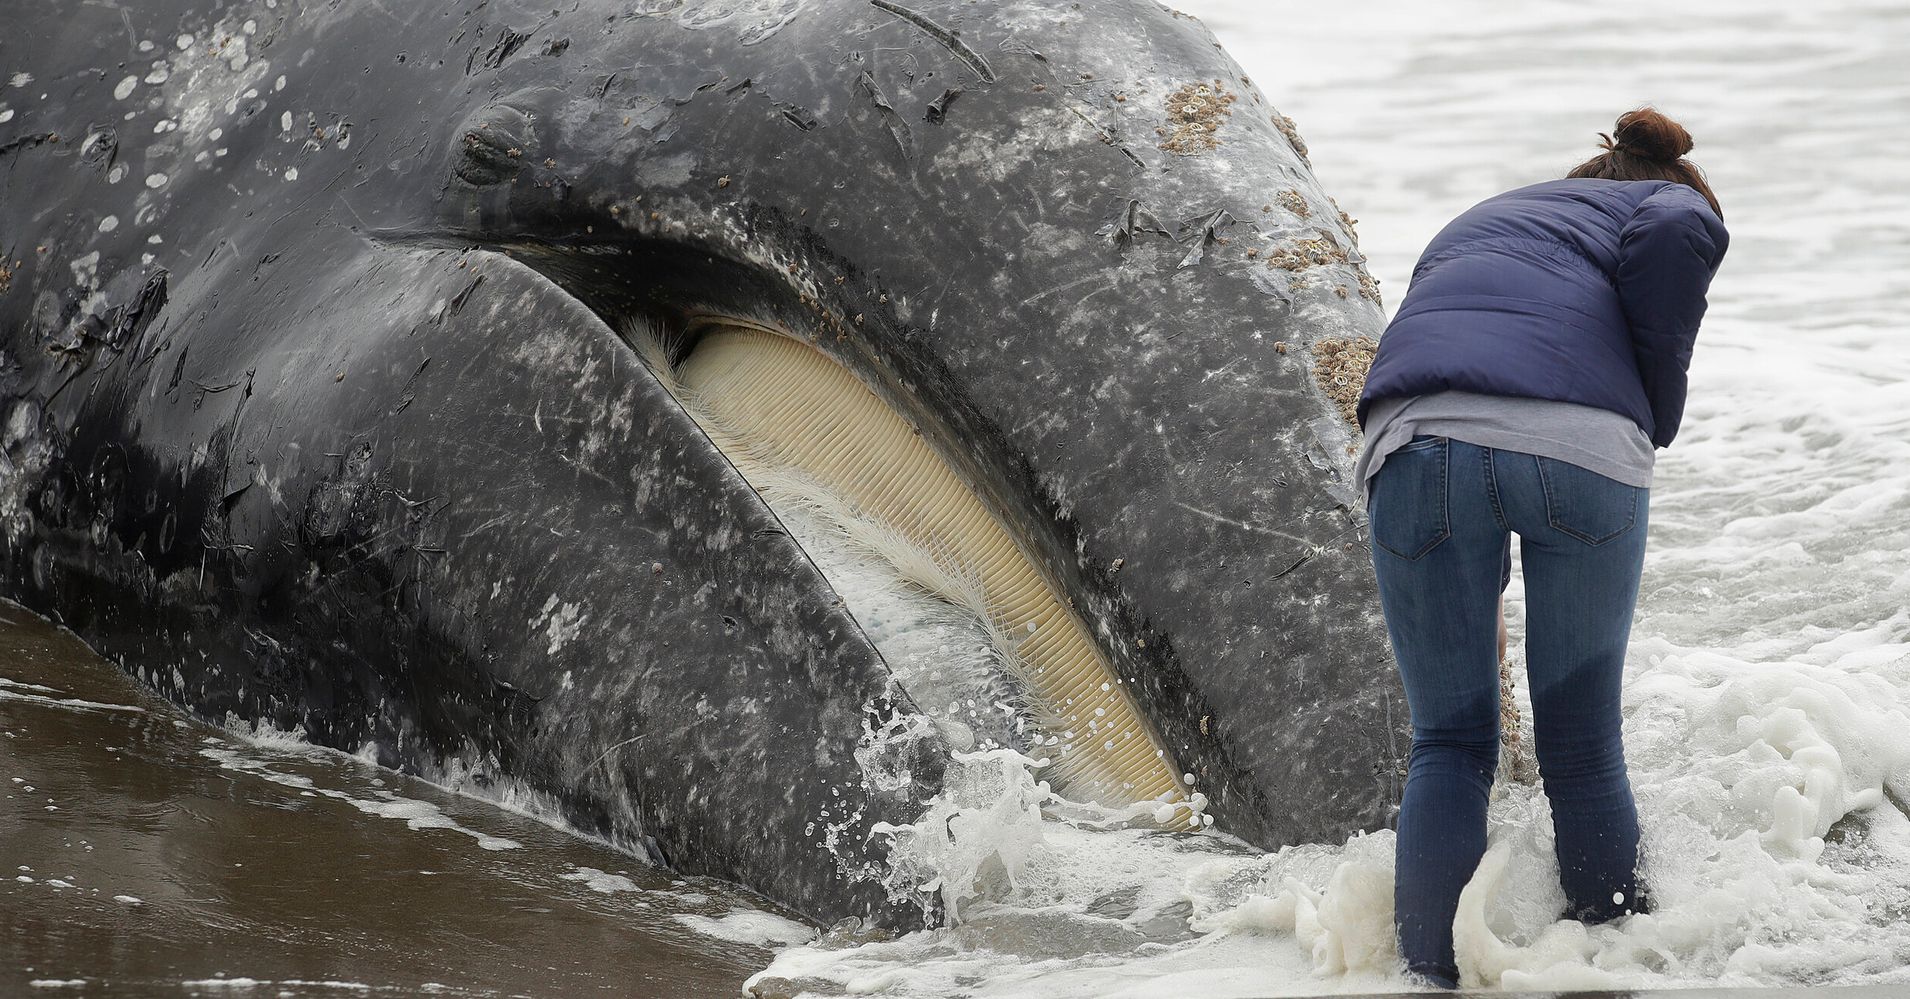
xmin=1355 ymin=107 xmax=1728 ymax=988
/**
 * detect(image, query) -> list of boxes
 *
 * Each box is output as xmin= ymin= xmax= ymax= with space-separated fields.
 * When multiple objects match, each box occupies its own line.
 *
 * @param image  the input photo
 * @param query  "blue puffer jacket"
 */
xmin=1357 ymin=178 xmax=1729 ymax=448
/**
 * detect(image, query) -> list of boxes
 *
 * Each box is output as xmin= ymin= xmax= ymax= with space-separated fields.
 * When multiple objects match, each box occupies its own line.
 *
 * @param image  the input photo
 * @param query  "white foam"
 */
xmin=331 ymin=793 xmax=521 ymax=852
xmin=676 ymin=910 xmax=815 ymax=948
xmin=560 ymin=866 xmax=640 ymax=894
xmin=199 ymin=731 xmax=523 ymax=853
xmin=0 ymin=677 xmax=64 ymax=695
xmin=0 ymin=688 xmax=145 ymax=714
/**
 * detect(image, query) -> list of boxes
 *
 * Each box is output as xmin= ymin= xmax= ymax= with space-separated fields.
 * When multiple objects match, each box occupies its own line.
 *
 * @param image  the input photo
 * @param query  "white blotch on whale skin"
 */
xmin=175 ymin=34 xmax=194 ymax=50
xmin=7 ymin=73 xmax=30 ymax=89
xmin=113 ymin=76 xmax=138 ymax=100
xmin=274 ymin=75 xmax=287 ymax=92
xmin=283 ymin=167 xmax=298 ymax=181
xmin=96 ymin=216 xmax=118 ymax=234
xmin=68 ymin=251 xmax=100 ymax=289
xmin=144 ymin=64 xmax=170 ymax=85
xmin=250 ymin=464 xmax=287 ymax=508
xmin=144 ymin=173 xmax=168 ymax=189
xmin=532 ymin=596 xmax=586 ymax=656
xmin=279 ymin=110 xmax=291 ymax=132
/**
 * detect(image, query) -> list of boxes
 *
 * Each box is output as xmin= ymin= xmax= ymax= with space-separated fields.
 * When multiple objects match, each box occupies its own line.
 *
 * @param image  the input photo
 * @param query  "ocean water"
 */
xmin=5 ymin=0 xmax=1908 ymax=994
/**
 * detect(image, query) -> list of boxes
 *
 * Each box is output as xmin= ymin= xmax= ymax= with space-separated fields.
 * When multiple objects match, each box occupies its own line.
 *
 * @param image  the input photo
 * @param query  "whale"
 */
xmin=0 ymin=0 xmax=1405 ymax=927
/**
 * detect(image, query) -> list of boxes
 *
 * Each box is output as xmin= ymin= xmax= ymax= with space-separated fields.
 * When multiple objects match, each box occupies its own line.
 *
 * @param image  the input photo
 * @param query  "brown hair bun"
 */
xmin=1606 ymin=107 xmax=1694 ymax=163
xmin=1567 ymin=105 xmax=1721 ymax=217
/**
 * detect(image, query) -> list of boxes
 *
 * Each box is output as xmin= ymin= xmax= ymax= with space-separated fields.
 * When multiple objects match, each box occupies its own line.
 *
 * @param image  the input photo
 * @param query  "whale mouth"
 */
xmin=632 ymin=313 xmax=1195 ymax=818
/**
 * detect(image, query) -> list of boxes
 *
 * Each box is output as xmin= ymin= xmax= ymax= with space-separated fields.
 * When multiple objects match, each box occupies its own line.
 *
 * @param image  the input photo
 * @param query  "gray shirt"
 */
xmin=1355 ymin=391 xmax=1655 ymax=502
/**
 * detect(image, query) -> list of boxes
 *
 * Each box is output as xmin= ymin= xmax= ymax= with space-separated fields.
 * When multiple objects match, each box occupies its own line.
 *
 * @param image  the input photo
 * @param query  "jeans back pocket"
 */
xmin=1369 ymin=436 xmax=1451 ymax=561
xmin=1536 ymin=457 xmax=1641 ymax=546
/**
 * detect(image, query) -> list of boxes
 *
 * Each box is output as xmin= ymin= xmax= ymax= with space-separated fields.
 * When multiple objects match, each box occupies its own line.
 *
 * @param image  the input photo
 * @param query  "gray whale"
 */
xmin=0 ymin=0 xmax=1404 ymax=926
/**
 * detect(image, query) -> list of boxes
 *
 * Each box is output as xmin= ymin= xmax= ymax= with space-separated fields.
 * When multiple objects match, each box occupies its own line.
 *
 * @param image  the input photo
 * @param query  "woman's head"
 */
xmin=1567 ymin=107 xmax=1722 ymax=217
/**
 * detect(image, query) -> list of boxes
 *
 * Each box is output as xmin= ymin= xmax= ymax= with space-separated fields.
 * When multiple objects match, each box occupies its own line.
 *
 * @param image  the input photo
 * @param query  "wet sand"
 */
xmin=0 ymin=601 xmax=789 ymax=997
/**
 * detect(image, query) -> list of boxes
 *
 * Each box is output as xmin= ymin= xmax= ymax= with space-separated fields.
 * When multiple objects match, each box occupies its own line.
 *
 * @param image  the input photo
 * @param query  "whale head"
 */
xmin=0 ymin=0 xmax=1404 ymax=926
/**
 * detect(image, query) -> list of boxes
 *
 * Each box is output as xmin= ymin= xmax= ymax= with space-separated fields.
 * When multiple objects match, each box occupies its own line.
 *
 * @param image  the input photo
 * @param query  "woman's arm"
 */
xmin=1616 ymin=185 xmax=1731 ymax=448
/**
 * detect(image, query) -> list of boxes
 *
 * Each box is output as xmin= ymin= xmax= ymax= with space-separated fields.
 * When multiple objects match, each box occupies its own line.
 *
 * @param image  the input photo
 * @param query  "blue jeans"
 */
xmin=1367 ymin=437 xmax=1649 ymax=988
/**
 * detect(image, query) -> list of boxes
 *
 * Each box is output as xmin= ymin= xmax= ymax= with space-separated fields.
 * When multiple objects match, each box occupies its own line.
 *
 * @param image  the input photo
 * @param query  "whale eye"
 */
xmin=450 ymin=102 xmax=535 ymax=188
xmin=638 ymin=316 xmax=1193 ymax=814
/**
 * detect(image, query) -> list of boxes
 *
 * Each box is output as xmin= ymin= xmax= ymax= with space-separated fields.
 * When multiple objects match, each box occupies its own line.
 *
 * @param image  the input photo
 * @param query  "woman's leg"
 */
xmin=1493 ymin=451 xmax=1650 ymax=921
xmin=1368 ymin=437 xmax=1509 ymax=987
